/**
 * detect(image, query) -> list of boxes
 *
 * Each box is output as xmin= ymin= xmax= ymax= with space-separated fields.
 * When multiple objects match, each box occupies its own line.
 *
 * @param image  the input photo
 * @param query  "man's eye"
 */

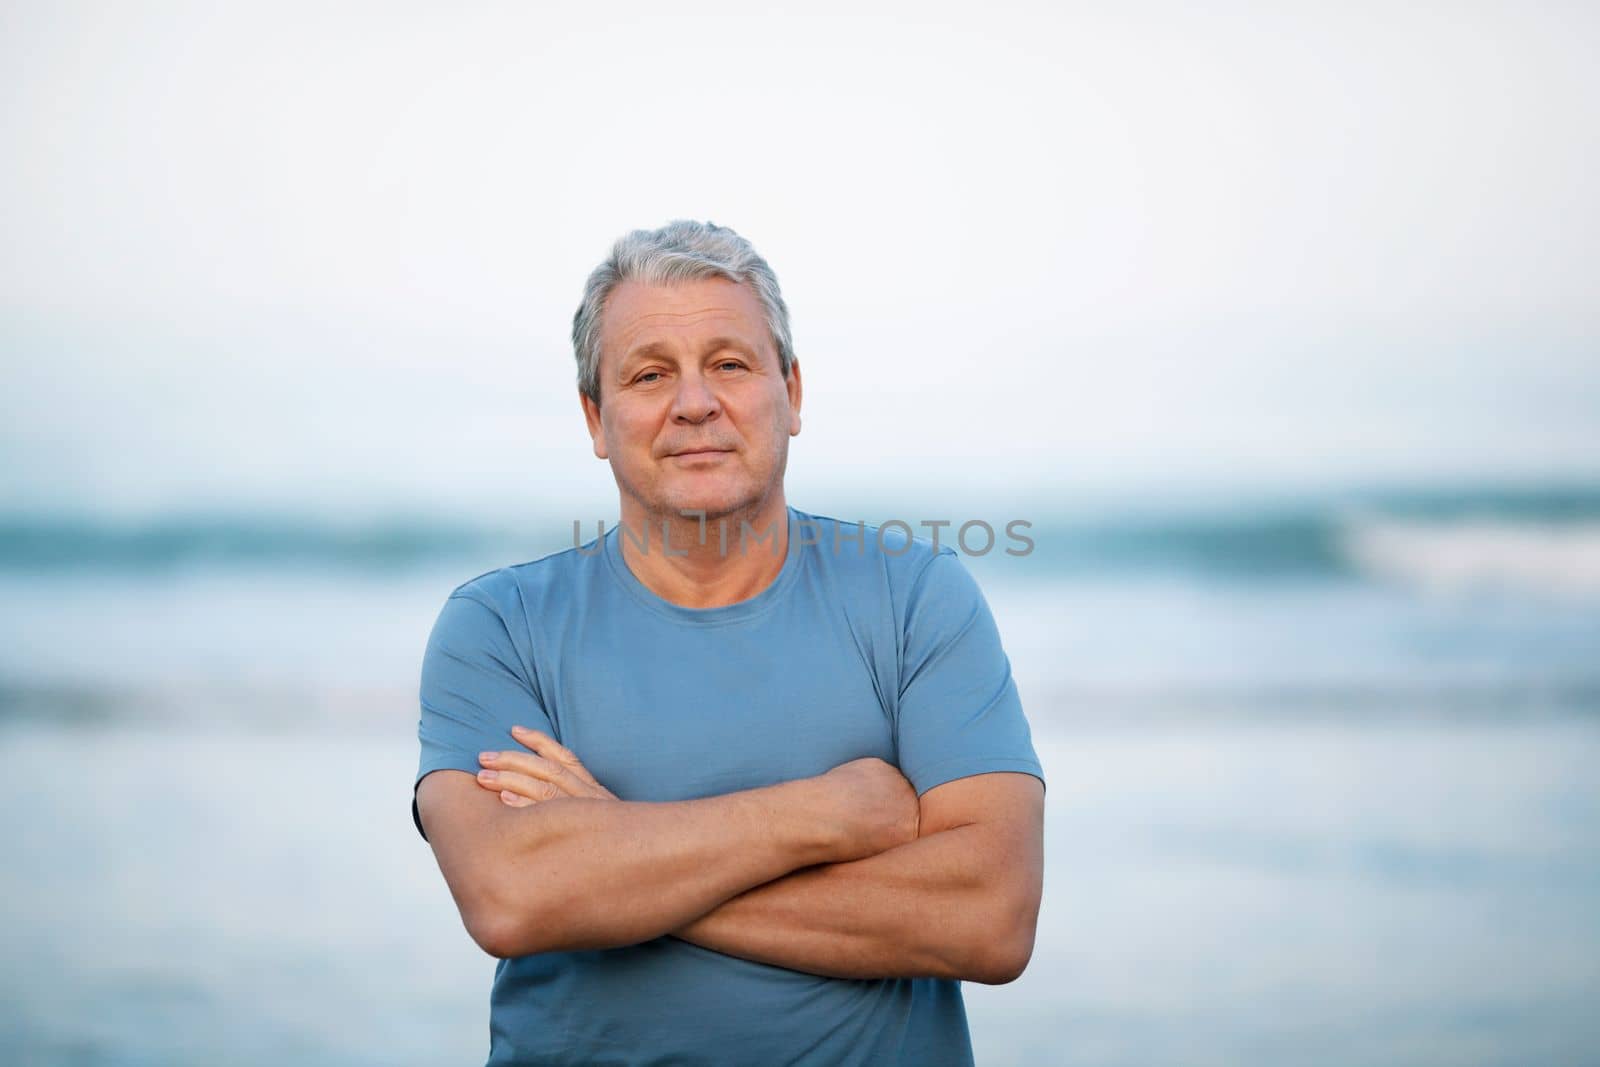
xmin=634 ymin=371 xmax=662 ymax=384
xmin=717 ymin=360 xmax=745 ymax=372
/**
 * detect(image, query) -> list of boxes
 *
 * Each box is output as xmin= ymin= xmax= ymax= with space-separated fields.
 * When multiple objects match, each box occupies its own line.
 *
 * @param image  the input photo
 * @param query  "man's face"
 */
xmin=581 ymin=276 xmax=803 ymax=522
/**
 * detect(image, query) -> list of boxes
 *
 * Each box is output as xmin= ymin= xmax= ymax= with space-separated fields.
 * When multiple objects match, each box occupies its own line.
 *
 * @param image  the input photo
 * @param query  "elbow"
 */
xmin=462 ymin=890 xmax=525 ymax=959
xmin=462 ymin=876 xmax=555 ymax=960
xmin=970 ymin=932 xmax=1035 ymax=985
xmin=966 ymin=888 xmax=1040 ymax=985
xmin=467 ymin=909 xmax=528 ymax=960
xmin=466 ymin=878 xmax=600 ymax=959
xmin=469 ymin=904 xmax=566 ymax=960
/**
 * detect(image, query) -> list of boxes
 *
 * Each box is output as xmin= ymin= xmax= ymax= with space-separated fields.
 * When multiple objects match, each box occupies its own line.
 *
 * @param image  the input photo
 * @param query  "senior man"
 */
xmin=412 ymin=219 xmax=1046 ymax=1066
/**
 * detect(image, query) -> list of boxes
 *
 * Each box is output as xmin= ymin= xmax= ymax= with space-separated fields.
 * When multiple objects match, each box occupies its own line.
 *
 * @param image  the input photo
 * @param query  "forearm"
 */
xmin=667 ymin=823 xmax=1024 ymax=983
xmin=481 ymin=778 xmax=842 ymax=957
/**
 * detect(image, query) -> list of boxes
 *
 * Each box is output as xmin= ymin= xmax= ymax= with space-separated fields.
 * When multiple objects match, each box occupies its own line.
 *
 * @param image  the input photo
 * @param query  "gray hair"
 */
xmin=571 ymin=219 xmax=795 ymax=405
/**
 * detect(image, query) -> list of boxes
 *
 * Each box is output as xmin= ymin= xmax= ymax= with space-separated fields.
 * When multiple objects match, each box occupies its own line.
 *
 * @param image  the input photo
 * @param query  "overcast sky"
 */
xmin=2 ymin=2 xmax=1596 ymax=518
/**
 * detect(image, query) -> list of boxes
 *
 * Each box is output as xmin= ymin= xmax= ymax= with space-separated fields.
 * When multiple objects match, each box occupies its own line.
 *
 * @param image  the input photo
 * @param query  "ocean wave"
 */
xmin=0 ymin=515 xmax=538 ymax=572
xmin=1008 ymin=486 xmax=1600 ymax=596
xmin=4 ymin=485 xmax=1599 ymax=596
xmin=1337 ymin=517 xmax=1600 ymax=599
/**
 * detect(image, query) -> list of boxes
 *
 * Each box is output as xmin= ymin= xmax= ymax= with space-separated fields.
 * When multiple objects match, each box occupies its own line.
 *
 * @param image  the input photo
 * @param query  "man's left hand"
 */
xmin=476 ymin=725 xmax=619 ymax=806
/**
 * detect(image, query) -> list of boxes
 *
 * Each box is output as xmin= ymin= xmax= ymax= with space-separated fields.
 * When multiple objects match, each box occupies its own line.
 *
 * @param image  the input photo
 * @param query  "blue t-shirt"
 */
xmin=413 ymin=506 xmax=1045 ymax=1067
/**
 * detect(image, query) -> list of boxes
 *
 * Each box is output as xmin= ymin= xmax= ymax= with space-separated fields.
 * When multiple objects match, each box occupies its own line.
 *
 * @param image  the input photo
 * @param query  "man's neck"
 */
xmin=615 ymin=492 xmax=792 ymax=609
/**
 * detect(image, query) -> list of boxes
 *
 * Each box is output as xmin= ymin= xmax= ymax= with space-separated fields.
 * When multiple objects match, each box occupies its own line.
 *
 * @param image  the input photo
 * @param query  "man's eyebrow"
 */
xmin=620 ymin=336 xmax=759 ymax=369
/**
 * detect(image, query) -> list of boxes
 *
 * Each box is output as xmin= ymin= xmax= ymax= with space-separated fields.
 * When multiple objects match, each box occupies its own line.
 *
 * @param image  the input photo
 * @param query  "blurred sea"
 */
xmin=2 ymin=483 xmax=1598 ymax=1065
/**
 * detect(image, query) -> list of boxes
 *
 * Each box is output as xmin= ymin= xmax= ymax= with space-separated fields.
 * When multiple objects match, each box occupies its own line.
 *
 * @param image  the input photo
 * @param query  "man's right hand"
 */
xmin=818 ymin=757 xmax=920 ymax=861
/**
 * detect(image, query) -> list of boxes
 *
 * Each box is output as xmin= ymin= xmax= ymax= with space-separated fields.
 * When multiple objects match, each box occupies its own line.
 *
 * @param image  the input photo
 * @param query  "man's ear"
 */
xmin=786 ymin=357 xmax=803 ymax=436
xmin=580 ymin=391 xmax=608 ymax=460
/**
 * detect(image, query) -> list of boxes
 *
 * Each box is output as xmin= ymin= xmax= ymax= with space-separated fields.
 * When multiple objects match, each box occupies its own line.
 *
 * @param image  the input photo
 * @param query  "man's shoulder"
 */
xmin=443 ymin=539 xmax=605 ymax=618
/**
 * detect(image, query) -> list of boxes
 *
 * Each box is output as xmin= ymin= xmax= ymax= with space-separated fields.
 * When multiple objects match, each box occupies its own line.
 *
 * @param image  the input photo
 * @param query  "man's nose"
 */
xmin=670 ymin=370 xmax=720 ymax=424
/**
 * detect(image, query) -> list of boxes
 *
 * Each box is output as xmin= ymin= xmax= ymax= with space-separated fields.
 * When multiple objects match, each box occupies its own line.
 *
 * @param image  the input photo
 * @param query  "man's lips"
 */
xmin=667 ymin=447 xmax=733 ymax=458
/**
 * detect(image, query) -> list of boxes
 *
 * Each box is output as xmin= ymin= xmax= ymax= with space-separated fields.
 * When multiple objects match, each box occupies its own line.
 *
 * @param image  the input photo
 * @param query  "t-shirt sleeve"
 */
xmin=895 ymin=549 xmax=1046 ymax=797
xmin=412 ymin=587 xmax=555 ymax=843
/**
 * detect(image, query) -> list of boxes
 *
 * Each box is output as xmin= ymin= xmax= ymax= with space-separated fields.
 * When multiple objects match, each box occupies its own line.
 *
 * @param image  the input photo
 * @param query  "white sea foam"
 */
xmin=1338 ymin=516 xmax=1600 ymax=598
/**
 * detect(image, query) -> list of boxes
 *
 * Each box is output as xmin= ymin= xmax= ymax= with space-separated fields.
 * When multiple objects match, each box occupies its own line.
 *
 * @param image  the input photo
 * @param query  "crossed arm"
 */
xmin=417 ymin=728 xmax=1045 ymax=985
xmin=665 ymin=773 xmax=1044 ymax=983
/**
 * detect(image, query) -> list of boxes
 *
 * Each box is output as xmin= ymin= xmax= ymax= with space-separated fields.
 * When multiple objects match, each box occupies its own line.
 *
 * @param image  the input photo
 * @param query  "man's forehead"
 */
xmin=602 ymin=278 xmax=769 ymax=363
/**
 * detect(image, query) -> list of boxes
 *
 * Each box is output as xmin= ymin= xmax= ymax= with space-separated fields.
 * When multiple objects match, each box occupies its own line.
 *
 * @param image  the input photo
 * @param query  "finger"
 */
xmin=499 ymin=790 xmax=536 ymax=808
xmin=510 ymin=726 xmax=599 ymax=783
xmin=510 ymin=726 xmax=609 ymax=792
xmin=478 ymin=768 xmax=560 ymax=802
xmin=480 ymin=749 xmax=590 ymax=798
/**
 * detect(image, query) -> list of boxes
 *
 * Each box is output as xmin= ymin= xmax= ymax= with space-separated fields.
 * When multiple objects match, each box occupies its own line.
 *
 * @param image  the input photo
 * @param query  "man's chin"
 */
xmin=665 ymin=498 xmax=749 ymax=522
xmin=656 ymin=487 xmax=772 ymax=523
